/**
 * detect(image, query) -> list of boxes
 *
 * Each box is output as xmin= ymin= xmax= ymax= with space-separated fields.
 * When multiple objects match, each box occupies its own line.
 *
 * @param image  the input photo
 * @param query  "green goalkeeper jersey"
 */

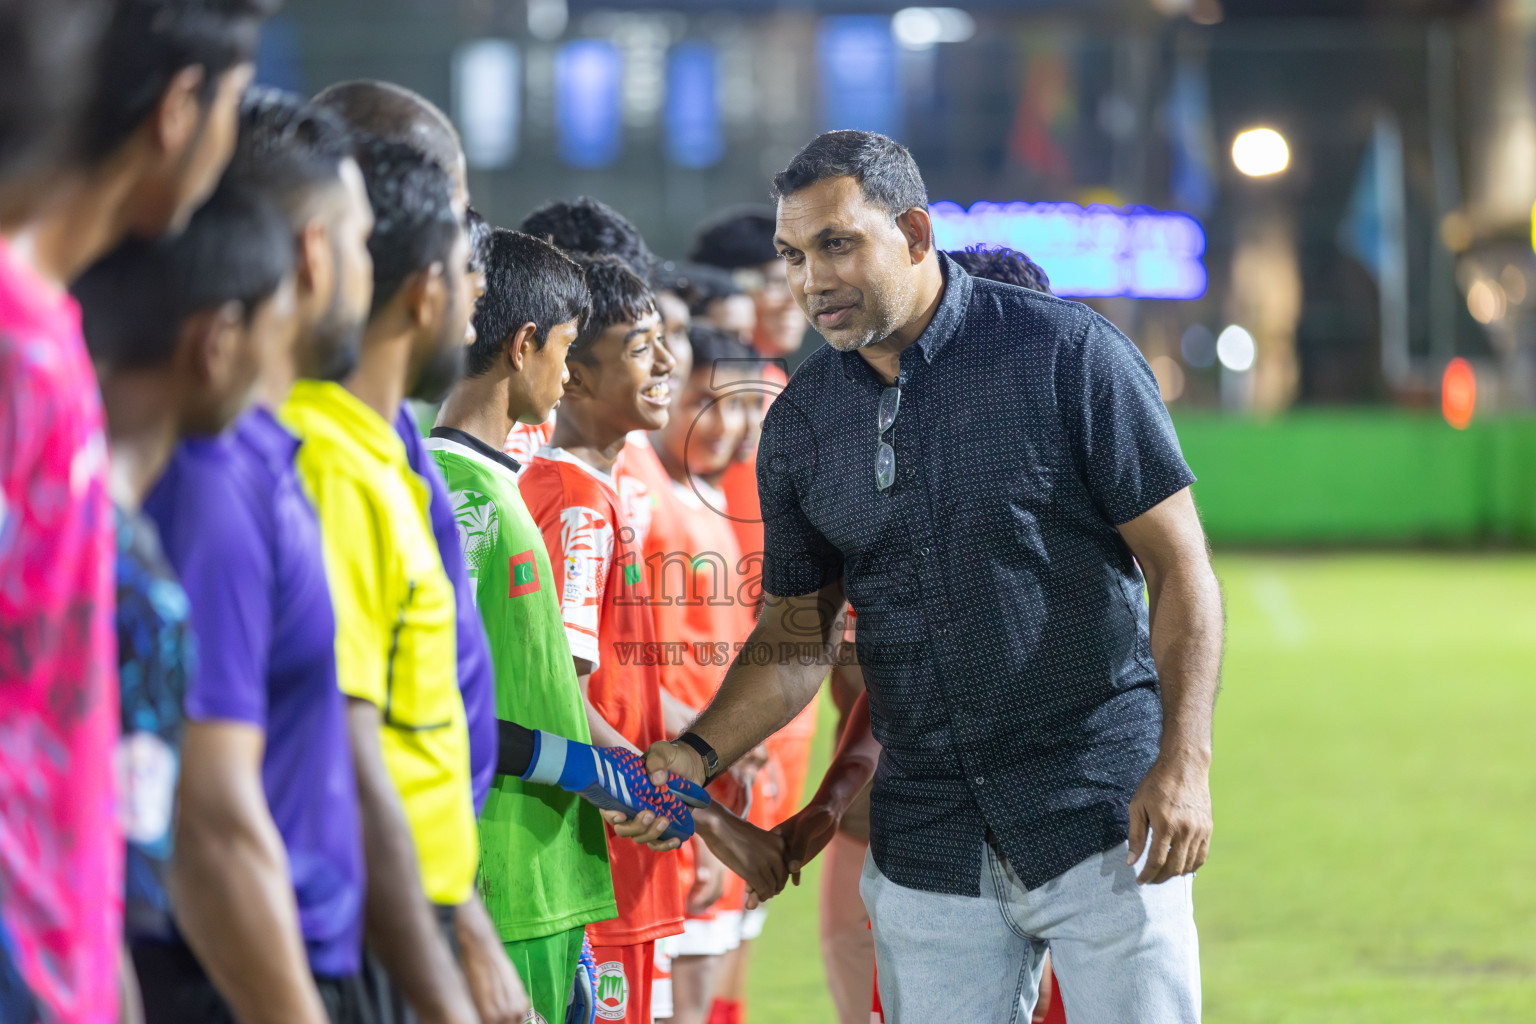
xmin=426 ymin=429 xmax=617 ymax=941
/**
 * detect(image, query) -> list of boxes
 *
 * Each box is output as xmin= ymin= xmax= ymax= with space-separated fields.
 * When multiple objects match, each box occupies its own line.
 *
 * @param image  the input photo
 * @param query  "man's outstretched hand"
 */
xmin=646 ymin=739 xmax=706 ymax=789
xmin=1126 ymin=752 xmax=1212 ymax=884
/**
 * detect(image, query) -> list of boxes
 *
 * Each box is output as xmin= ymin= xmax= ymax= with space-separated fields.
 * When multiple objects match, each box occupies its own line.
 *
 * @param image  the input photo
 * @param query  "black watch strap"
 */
xmin=676 ymin=731 xmax=721 ymax=784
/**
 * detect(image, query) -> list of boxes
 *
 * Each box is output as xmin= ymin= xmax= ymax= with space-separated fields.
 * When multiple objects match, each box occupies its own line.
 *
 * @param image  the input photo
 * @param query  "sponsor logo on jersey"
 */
xmin=508 ymin=549 xmax=541 ymax=596
xmin=594 ymin=961 xmax=628 ymax=1020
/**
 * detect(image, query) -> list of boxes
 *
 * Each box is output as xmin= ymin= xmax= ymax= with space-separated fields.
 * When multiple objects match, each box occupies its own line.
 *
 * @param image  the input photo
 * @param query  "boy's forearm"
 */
xmin=577 ymin=667 xmax=641 ymax=754
xmin=807 ymin=691 xmax=879 ymax=818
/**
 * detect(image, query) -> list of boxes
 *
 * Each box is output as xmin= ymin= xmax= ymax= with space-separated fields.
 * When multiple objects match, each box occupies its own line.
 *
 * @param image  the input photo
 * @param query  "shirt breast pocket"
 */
xmin=383 ymin=569 xmax=459 ymax=733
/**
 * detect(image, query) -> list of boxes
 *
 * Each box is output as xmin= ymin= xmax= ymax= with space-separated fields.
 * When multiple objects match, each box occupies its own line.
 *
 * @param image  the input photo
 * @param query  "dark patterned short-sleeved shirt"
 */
xmin=757 ymin=253 xmax=1195 ymax=894
xmin=115 ymin=506 xmax=193 ymax=942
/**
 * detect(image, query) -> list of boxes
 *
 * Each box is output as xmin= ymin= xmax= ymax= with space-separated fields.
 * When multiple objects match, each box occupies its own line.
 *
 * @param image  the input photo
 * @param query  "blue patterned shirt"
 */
xmin=115 ymin=506 xmax=193 ymax=941
xmin=757 ymin=254 xmax=1195 ymax=894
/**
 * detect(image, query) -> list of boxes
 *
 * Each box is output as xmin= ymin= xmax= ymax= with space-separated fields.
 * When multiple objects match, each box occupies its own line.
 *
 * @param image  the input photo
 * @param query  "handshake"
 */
xmin=523 ymin=730 xmax=861 ymax=905
xmin=590 ymin=738 xmax=857 ymax=908
xmin=517 ymin=731 xmax=814 ymax=902
xmin=520 ymin=731 xmax=710 ymax=842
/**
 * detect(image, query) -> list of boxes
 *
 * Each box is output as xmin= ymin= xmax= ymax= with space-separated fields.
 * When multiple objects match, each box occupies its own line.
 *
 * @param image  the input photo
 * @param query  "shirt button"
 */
xmin=919 ymin=546 xmax=930 ymax=556
xmin=973 ymin=775 xmax=986 ymax=786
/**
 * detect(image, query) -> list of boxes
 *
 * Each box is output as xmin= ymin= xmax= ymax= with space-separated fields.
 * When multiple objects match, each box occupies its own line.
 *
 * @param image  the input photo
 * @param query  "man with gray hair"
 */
xmin=617 ymin=130 xmax=1222 ymax=1023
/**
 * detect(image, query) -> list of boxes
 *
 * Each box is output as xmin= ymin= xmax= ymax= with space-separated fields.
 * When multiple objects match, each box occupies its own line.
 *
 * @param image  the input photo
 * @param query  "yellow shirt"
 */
xmin=281 ymin=380 xmax=477 ymax=906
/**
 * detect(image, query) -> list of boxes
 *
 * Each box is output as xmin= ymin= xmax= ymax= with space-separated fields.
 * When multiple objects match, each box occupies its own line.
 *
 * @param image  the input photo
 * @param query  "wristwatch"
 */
xmin=675 ymin=731 xmax=721 ymax=784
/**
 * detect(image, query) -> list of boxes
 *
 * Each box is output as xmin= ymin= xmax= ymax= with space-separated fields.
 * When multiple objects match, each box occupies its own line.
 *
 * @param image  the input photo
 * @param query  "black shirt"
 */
xmin=757 ymin=254 xmax=1195 ymax=894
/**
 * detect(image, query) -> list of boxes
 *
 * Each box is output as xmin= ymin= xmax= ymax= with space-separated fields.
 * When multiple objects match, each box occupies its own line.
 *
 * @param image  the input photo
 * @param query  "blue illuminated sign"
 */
xmin=817 ymin=16 xmax=901 ymax=138
xmin=556 ymin=39 xmax=622 ymax=169
xmin=666 ymin=41 xmax=723 ymax=169
xmin=929 ymin=201 xmax=1208 ymax=300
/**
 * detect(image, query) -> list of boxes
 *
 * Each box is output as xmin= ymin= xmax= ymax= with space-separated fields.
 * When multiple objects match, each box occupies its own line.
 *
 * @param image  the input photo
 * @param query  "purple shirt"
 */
xmin=395 ymin=403 xmax=496 ymax=813
xmin=145 ymin=407 xmax=364 ymax=977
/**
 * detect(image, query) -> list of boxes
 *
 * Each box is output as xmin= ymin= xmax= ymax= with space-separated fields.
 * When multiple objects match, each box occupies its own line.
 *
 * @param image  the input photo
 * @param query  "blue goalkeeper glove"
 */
xmin=521 ymin=731 xmax=706 ymax=842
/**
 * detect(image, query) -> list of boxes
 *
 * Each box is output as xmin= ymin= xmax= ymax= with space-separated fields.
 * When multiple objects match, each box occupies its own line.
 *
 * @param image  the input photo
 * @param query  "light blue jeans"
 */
xmin=860 ymin=841 xmax=1201 ymax=1023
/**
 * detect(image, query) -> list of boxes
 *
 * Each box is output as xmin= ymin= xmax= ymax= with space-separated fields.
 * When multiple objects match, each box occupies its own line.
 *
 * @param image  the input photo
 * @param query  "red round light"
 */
xmin=1442 ymin=357 xmax=1476 ymax=430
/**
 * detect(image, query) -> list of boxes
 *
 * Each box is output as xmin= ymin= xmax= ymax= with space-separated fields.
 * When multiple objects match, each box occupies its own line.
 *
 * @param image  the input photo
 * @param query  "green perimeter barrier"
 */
xmin=1173 ymin=412 xmax=1536 ymax=545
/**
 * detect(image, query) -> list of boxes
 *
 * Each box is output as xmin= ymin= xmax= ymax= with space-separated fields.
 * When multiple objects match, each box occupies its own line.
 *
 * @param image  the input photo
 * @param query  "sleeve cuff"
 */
xmin=523 ymin=730 xmax=568 ymax=786
xmin=565 ymin=628 xmax=601 ymax=669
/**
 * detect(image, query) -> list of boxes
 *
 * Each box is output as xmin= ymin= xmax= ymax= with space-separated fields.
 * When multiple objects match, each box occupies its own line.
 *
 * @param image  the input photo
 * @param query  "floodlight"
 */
xmin=1232 ymin=127 xmax=1289 ymax=177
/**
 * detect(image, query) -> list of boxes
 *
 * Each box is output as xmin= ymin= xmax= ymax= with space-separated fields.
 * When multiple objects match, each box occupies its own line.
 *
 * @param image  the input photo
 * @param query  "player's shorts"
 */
xmin=502 ymin=927 xmax=585 ymax=1024
xmin=666 ymin=914 xmax=741 ymax=958
xmin=739 ymin=905 xmax=769 ymax=943
xmin=651 ymin=942 xmax=672 ymax=1020
xmin=134 ymin=940 xmax=373 ymax=1024
xmin=588 ymin=939 xmax=655 ymax=1024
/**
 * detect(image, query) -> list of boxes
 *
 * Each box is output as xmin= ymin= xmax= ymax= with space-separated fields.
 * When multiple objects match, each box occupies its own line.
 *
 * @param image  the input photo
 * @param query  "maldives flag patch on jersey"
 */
xmin=509 ymin=549 xmax=540 ymax=596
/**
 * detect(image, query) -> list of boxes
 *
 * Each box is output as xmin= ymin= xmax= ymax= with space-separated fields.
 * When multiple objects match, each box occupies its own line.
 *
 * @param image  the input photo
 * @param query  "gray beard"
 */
xmin=818 ymin=275 xmax=917 ymax=353
xmin=822 ymin=332 xmax=875 ymax=353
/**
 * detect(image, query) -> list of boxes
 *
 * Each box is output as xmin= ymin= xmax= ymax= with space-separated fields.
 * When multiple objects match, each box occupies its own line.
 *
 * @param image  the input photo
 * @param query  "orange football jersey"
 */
xmin=520 ymin=446 xmax=685 ymax=946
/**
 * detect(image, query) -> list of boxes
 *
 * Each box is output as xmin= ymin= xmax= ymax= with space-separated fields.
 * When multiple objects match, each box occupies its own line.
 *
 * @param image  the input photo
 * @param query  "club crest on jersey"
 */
xmin=594 ymin=961 xmax=628 ymax=1020
xmin=508 ymin=549 xmax=540 ymax=597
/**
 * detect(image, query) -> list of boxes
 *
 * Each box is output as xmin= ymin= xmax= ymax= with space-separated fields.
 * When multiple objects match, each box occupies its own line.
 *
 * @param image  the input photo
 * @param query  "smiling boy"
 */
xmin=636 ymin=323 xmax=762 ymax=1024
xmin=426 ymin=229 xmax=619 ymax=1024
xmin=518 ymin=255 xmax=684 ymax=1024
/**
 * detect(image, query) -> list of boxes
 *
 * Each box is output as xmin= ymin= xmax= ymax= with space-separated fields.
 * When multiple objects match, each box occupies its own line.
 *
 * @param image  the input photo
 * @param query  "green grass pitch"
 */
xmin=748 ymin=554 xmax=1536 ymax=1022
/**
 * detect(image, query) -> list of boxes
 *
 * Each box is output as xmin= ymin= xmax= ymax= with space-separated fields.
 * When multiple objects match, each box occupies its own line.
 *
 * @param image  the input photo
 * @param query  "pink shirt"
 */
xmin=0 ymin=237 xmax=120 ymax=1023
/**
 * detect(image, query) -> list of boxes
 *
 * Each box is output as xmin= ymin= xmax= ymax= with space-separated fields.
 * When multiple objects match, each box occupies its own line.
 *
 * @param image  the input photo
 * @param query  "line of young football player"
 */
xmin=518 ymin=255 xmax=790 ymax=1024
xmin=429 ymin=224 xmax=718 ymax=1024
xmin=518 ymin=254 xmax=686 ymax=1024
xmin=425 ymin=227 xmax=622 ymax=1024
xmin=509 ymin=201 xmax=800 ymax=1024
xmin=519 ymin=206 xmax=816 ymax=1024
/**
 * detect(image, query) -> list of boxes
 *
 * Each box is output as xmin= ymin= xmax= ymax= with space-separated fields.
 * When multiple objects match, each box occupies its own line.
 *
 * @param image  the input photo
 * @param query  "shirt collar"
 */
xmin=912 ymin=251 xmax=970 ymax=363
xmin=535 ymin=445 xmax=617 ymax=489
xmin=428 ymin=426 xmax=523 ymax=477
xmin=234 ymin=405 xmax=302 ymax=471
xmin=284 ymin=379 xmax=407 ymax=467
xmin=839 ymin=251 xmax=971 ymax=379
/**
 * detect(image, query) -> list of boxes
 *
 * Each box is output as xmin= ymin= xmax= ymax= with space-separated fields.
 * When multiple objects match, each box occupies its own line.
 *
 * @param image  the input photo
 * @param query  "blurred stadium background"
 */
xmin=259 ymin=0 xmax=1536 ymax=1017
